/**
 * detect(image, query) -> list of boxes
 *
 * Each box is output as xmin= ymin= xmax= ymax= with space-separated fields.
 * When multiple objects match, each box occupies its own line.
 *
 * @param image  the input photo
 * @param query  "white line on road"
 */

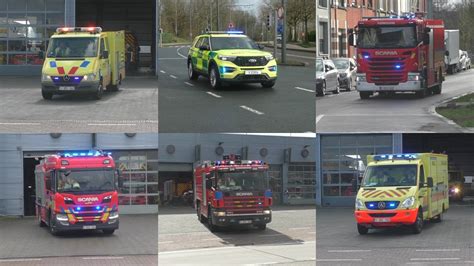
xmin=206 ymin=91 xmax=222 ymax=98
xmin=185 ymin=82 xmax=194 ymax=86
xmin=295 ymin=86 xmax=315 ymax=93
xmin=169 ymin=75 xmax=178 ymax=79
xmin=0 ymin=259 xmax=42 ymax=263
xmin=0 ymin=122 xmax=41 ymax=125
xmin=82 ymin=257 xmax=124 ymax=260
xmin=410 ymin=258 xmax=460 ymax=261
xmin=176 ymin=46 xmax=188 ymax=59
xmin=289 ymin=227 xmax=311 ymax=230
xmin=316 ymin=115 xmax=324 ymax=124
xmin=415 ymin=249 xmax=460 ymax=252
xmin=317 ymin=259 xmax=363 ymax=262
xmin=328 ymin=250 xmax=371 ymax=253
xmin=88 ymin=123 xmax=137 ymax=126
xmin=160 ymin=70 xmax=166 ymax=74
xmin=240 ymin=105 xmax=264 ymax=115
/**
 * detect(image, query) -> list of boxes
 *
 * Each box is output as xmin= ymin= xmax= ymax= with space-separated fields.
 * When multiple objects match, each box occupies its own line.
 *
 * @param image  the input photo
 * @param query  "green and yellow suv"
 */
xmin=187 ymin=31 xmax=278 ymax=89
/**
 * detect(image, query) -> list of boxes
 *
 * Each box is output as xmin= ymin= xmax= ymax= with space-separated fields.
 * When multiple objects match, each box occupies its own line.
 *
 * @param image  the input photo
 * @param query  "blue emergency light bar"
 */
xmin=59 ymin=150 xmax=112 ymax=158
xmin=206 ymin=30 xmax=244 ymax=35
xmin=373 ymin=154 xmax=418 ymax=161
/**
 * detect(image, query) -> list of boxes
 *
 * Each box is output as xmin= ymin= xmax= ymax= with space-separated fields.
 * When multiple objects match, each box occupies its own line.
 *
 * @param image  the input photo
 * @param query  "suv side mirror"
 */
xmin=427 ymin=177 xmax=434 ymax=188
xmin=352 ymin=178 xmax=359 ymax=193
xmin=257 ymin=44 xmax=265 ymax=50
xmin=102 ymin=50 xmax=109 ymax=59
xmin=199 ymin=45 xmax=209 ymax=51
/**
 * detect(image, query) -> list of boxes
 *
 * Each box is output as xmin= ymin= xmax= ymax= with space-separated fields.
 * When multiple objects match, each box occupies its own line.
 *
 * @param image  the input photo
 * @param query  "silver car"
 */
xmin=316 ymin=58 xmax=339 ymax=96
xmin=460 ymin=51 xmax=471 ymax=70
xmin=333 ymin=58 xmax=357 ymax=91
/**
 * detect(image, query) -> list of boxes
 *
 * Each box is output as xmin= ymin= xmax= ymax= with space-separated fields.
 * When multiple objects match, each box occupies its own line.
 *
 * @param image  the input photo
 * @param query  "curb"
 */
xmin=429 ymin=92 xmax=474 ymax=133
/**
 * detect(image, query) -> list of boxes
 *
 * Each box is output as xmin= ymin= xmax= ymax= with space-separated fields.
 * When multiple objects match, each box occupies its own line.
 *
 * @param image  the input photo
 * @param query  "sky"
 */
xmin=235 ymin=0 xmax=263 ymax=14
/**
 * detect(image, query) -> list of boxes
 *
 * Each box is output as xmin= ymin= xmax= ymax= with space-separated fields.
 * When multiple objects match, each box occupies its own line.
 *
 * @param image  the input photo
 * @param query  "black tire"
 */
xmin=42 ymin=90 xmax=53 ymax=100
xmin=415 ymin=88 xmax=427 ymax=98
xmin=433 ymin=205 xmax=444 ymax=223
xmin=412 ymin=209 xmax=423 ymax=234
xmin=359 ymin=92 xmax=371 ymax=99
xmin=209 ymin=65 xmax=222 ymax=89
xmin=108 ymin=75 xmax=121 ymax=92
xmin=207 ymin=206 xmax=218 ymax=232
xmin=357 ymin=224 xmax=369 ymax=235
xmin=197 ymin=203 xmax=205 ymax=223
xmin=316 ymin=81 xmax=326 ymax=97
xmin=188 ymin=60 xmax=199 ymax=80
xmin=333 ymin=85 xmax=340 ymax=94
xmin=261 ymin=80 xmax=276 ymax=88
xmin=94 ymin=80 xmax=104 ymax=100
xmin=103 ymin=229 xmax=115 ymax=235
xmin=257 ymin=224 xmax=266 ymax=230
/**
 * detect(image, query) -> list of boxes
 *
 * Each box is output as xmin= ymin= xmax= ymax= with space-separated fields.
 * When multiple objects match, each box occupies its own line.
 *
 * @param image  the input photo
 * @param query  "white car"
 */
xmin=460 ymin=50 xmax=471 ymax=70
xmin=316 ymin=58 xmax=340 ymax=96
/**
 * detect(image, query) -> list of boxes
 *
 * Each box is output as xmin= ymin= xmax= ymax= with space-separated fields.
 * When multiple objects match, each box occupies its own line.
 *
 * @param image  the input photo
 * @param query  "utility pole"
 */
xmin=281 ymin=0 xmax=287 ymax=63
xmin=189 ymin=0 xmax=193 ymax=41
xmin=216 ymin=0 xmax=220 ymax=31
xmin=328 ymin=0 xmax=331 ymax=58
xmin=175 ymin=0 xmax=178 ymax=36
xmin=274 ymin=10 xmax=278 ymax=59
xmin=315 ymin=0 xmax=318 ymax=57
xmin=156 ymin=0 xmax=160 ymax=76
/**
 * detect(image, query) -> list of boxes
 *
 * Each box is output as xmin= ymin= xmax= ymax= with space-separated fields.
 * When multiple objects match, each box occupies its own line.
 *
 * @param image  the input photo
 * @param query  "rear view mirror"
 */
xmin=199 ymin=45 xmax=209 ymax=51
xmin=427 ymin=177 xmax=433 ymax=188
xmin=102 ymin=50 xmax=109 ymax=59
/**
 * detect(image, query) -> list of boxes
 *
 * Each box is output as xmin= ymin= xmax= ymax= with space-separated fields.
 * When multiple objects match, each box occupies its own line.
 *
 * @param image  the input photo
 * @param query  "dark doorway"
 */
xmin=23 ymin=157 xmax=41 ymax=216
xmin=158 ymin=171 xmax=193 ymax=206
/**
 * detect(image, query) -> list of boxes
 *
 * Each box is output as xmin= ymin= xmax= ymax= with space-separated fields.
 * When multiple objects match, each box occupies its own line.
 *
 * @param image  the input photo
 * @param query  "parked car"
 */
xmin=332 ymin=57 xmax=357 ymax=91
xmin=316 ymin=58 xmax=339 ymax=96
xmin=460 ymin=50 xmax=471 ymax=70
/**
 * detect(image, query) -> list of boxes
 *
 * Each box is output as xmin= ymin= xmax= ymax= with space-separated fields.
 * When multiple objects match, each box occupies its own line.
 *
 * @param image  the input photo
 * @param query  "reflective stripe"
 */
xmin=68 ymin=66 xmax=79 ymax=75
xmin=57 ymin=67 xmax=65 ymax=75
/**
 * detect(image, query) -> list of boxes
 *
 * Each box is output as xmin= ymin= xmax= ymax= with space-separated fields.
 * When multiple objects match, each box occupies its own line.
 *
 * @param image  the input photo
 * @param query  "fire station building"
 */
xmin=0 ymin=0 xmax=158 ymax=75
xmin=158 ymin=134 xmax=316 ymax=206
xmin=316 ymin=133 xmax=474 ymax=207
xmin=0 ymin=133 xmax=158 ymax=216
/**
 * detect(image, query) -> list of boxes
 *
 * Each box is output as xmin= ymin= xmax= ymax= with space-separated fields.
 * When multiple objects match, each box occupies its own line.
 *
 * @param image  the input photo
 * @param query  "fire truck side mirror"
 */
xmin=45 ymin=178 xmax=52 ymax=191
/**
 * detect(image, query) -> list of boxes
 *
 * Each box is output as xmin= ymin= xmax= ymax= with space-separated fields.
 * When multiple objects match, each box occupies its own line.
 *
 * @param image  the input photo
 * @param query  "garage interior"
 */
xmin=76 ymin=0 xmax=156 ymax=75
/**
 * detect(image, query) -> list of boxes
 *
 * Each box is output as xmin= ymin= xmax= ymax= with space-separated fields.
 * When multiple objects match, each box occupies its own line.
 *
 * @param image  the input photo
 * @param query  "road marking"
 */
xmin=316 ymin=115 xmax=324 ymax=124
xmin=185 ymin=82 xmax=194 ymax=86
xmin=82 ymin=257 xmax=124 ymax=260
xmin=289 ymin=227 xmax=311 ymax=230
xmin=328 ymin=250 xmax=371 ymax=253
xmin=160 ymin=70 xmax=166 ymax=74
xmin=295 ymin=86 xmax=315 ymax=93
xmin=0 ymin=259 xmax=42 ymax=262
xmin=176 ymin=46 xmax=188 ymax=59
xmin=169 ymin=75 xmax=178 ymax=79
xmin=415 ymin=249 xmax=460 ymax=252
xmin=317 ymin=259 xmax=362 ymax=262
xmin=206 ymin=91 xmax=222 ymax=98
xmin=0 ymin=122 xmax=41 ymax=125
xmin=240 ymin=105 xmax=264 ymax=115
xmin=88 ymin=123 xmax=136 ymax=126
xmin=410 ymin=258 xmax=460 ymax=261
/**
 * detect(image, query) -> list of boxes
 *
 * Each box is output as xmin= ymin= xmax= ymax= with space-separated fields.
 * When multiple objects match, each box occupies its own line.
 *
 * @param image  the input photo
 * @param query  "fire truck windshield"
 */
xmin=362 ymin=165 xmax=417 ymax=187
xmin=211 ymin=37 xmax=258 ymax=50
xmin=357 ymin=25 xmax=417 ymax=48
xmin=57 ymin=169 xmax=115 ymax=193
xmin=217 ymin=171 xmax=266 ymax=192
xmin=47 ymin=37 xmax=98 ymax=58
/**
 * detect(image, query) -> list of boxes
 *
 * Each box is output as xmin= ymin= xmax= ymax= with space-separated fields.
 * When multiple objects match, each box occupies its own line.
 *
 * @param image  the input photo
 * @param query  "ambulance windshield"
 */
xmin=57 ymin=169 xmax=115 ymax=193
xmin=362 ymin=165 xmax=417 ymax=187
xmin=357 ymin=25 xmax=417 ymax=48
xmin=216 ymin=171 xmax=266 ymax=192
xmin=211 ymin=36 xmax=258 ymax=50
xmin=47 ymin=37 xmax=98 ymax=58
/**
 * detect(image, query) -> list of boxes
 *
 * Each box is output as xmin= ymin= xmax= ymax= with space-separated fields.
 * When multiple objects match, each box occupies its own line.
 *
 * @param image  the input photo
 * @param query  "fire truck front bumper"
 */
xmin=212 ymin=210 xmax=272 ymax=227
xmin=53 ymin=213 xmax=119 ymax=232
xmin=356 ymin=80 xmax=422 ymax=92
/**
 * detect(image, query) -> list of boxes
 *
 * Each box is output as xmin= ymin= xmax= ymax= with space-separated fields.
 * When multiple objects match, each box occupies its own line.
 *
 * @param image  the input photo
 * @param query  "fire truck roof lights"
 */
xmin=59 ymin=150 xmax=111 ymax=158
xmin=373 ymin=153 xmax=418 ymax=161
xmin=56 ymin=27 xmax=102 ymax=34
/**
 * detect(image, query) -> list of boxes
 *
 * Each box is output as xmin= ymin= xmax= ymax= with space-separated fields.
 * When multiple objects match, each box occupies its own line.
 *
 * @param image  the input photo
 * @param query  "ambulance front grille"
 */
xmin=233 ymin=56 xmax=268 ymax=66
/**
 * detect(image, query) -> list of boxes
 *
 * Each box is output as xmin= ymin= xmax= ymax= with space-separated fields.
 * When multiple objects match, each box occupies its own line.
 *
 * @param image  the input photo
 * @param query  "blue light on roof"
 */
xmin=373 ymin=154 xmax=418 ymax=161
xmin=226 ymin=30 xmax=244 ymax=34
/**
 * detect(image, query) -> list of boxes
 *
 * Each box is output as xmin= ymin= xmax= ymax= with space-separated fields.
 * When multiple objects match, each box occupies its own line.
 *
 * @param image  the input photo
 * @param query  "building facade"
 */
xmin=0 ymin=0 xmax=158 ymax=75
xmin=159 ymin=134 xmax=316 ymax=206
xmin=316 ymin=0 xmax=330 ymax=56
xmin=0 ymin=133 xmax=158 ymax=216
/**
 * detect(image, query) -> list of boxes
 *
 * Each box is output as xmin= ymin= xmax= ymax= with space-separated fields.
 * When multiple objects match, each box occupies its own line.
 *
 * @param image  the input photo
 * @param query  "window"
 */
xmin=318 ymin=0 xmax=328 ymax=8
xmin=419 ymin=165 xmax=425 ymax=185
xmin=287 ymin=163 xmax=316 ymax=202
xmin=319 ymin=21 xmax=329 ymax=55
xmin=194 ymin=37 xmax=204 ymax=48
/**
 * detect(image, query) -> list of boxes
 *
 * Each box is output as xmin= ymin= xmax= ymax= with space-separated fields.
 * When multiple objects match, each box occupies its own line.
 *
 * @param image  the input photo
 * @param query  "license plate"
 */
xmin=59 ymin=86 xmax=75 ymax=91
xmin=245 ymin=70 xmax=261 ymax=75
xmin=379 ymin=86 xmax=394 ymax=91
xmin=82 ymin=225 xmax=96 ymax=230
xmin=374 ymin=218 xmax=390 ymax=223
xmin=239 ymin=220 xmax=252 ymax=224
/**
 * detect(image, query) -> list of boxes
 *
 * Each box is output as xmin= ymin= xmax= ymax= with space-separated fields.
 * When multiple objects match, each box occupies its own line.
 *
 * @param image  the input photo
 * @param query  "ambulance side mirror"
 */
xmin=445 ymin=50 xmax=450 ymax=56
xmin=427 ymin=177 xmax=433 ymax=188
xmin=352 ymin=178 xmax=359 ymax=193
xmin=102 ymin=50 xmax=109 ymax=59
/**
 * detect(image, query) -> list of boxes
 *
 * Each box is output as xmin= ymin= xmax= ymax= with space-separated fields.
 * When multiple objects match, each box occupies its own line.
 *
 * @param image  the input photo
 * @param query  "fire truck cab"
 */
xmin=35 ymin=150 xmax=120 ymax=235
xmin=194 ymin=155 xmax=272 ymax=232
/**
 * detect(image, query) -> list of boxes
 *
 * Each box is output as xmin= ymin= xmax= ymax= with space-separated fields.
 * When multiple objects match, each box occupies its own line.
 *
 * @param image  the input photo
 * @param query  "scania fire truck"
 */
xmin=349 ymin=13 xmax=445 ymax=99
xmin=354 ymin=153 xmax=449 ymax=235
xmin=194 ymin=154 xmax=272 ymax=232
xmin=35 ymin=150 xmax=120 ymax=235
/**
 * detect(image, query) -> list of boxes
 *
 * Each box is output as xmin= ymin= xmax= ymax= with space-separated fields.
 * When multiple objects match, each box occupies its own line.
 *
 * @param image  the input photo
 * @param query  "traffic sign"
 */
xmin=277 ymin=7 xmax=284 ymax=19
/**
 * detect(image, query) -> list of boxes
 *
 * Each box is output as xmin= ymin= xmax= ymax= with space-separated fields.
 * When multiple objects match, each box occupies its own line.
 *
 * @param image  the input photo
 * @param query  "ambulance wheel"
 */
xmin=359 ymin=92 xmax=371 ymax=99
xmin=108 ymin=75 xmax=121 ymax=92
xmin=42 ymin=90 xmax=53 ymax=100
xmin=207 ymin=206 xmax=218 ymax=232
xmin=412 ymin=209 xmax=423 ymax=234
xmin=103 ymin=229 xmax=115 ymax=235
xmin=49 ymin=212 xmax=58 ymax=236
xmin=94 ymin=80 xmax=104 ymax=100
xmin=433 ymin=205 xmax=444 ymax=223
xmin=257 ymin=224 xmax=266 ymax=230
xmin=357 ymin=224 xmax=369 ymax=235
xmin=209 ymin=65 xmax=222 ymax=89
xmin=261 ymin=80 xmax=275 ymax=88
xmin=188 ymin=60 xmax=199 ymax=80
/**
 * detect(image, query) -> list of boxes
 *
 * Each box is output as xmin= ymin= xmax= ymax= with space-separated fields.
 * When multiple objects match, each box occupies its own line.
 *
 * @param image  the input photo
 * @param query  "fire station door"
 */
xmin=23 ymin=154 xmax=44 ymax=216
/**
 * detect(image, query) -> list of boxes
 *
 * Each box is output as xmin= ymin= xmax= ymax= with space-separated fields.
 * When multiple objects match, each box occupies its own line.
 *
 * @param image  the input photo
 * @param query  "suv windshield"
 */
xmin=362 ymin=165 xmax=417 ymax=187
xmin=57 ymin=169 xmax=115 ymax=193
xmin=47 ymin=37 xmax=98 ymax=58
xmin=333 ymin=60 xmax=349 ymax=70
xmin=217 ymin=170 xmax=267 ymax=192
xmin=210 ymin=36 xmax=258 ymax=50
xmin=357 ymin=26 xmax=417 ymax=48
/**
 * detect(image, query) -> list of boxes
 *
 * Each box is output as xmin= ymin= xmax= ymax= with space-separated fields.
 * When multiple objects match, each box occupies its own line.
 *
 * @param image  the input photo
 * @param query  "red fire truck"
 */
xmin=194 ymin=154 xmax=272 ymax=232
xmin=349 ymin=12 xmax=445 ymax=99
xmin=35 ymin=150 xmax=120 ymax=235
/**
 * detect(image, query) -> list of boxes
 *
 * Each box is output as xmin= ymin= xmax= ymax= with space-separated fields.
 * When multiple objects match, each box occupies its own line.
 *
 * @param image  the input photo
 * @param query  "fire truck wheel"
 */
xmin=42 ymin=90 xmax=53 ymax=100
xmin=411 ymin=208 xmax=423 ymax=234
xmin=94 ymin=80 xmax=104 ymax=100
xmin=257 ymin=224 xmax=266 ymax=230
xmin=103 ymin=229 xmax=115 ymax=235
xmin=359 ymin=92 xmax=371 ymax=99
xmin=49 ymin=213 xmax=59 ymax=236
xmin=188 ymin=60 xmax=199 ymax=80
xmin=357 ymin=224 xmax=369 ymax=235
xmin=207 ymin=206 xmax=218 ymax=232
xmin=415 ymin=88 xmax=427 ymax=98
xmin=209 ymin=65 xmax=222 ymax=89
xmin=197 ymin=203 xmax=206 ymax=223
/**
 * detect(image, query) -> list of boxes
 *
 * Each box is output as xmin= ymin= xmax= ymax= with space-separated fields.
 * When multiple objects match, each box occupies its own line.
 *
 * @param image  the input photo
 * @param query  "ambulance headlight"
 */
xmin=265 ymin=54 xmax=274 ymax=61
xmin=355 ymin=199 xmax=364 ymax=209
xmin=453 ymin=187 xmax=460 ymax=194
xmin=218 ymin=55 xmax=236 ymax=61
xmin=109 ymin=211 xmax=119 ymax=219
xmin=401 ymin=196 xmax=415 ymax=208
xmin=42 ymin=74 xmax=51 ymax=81
xmin=83 ymin=73 xmax=96 ymax=81
xmin=56 ymin=214 xmax=69 ymax=221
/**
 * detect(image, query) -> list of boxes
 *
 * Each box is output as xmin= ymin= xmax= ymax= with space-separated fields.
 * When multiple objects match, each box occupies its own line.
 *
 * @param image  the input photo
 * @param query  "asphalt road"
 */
xmin=0 ymin=255 xmax=157 ymax=265
xmin=0 ymin=76 xmax=158 ymax=133
xmin=158 ymin=206 xmax=316 ymax=265
xmin=157 ymin=46 xmax=315 ymax=133
xmin=316 ymin=69 xmax=474 ymax=133
xmin=0 ymin=215 xmax=157 ymax=259
xmin=316 ymin=205 xmax=474 ymax=265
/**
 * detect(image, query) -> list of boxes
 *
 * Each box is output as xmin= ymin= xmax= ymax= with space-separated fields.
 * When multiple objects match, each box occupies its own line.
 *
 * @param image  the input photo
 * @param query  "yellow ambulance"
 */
xmin=354 ymin=153 xmax=449 ymax=234
xmin=41 ymin=27 xmax=125 ymax=100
